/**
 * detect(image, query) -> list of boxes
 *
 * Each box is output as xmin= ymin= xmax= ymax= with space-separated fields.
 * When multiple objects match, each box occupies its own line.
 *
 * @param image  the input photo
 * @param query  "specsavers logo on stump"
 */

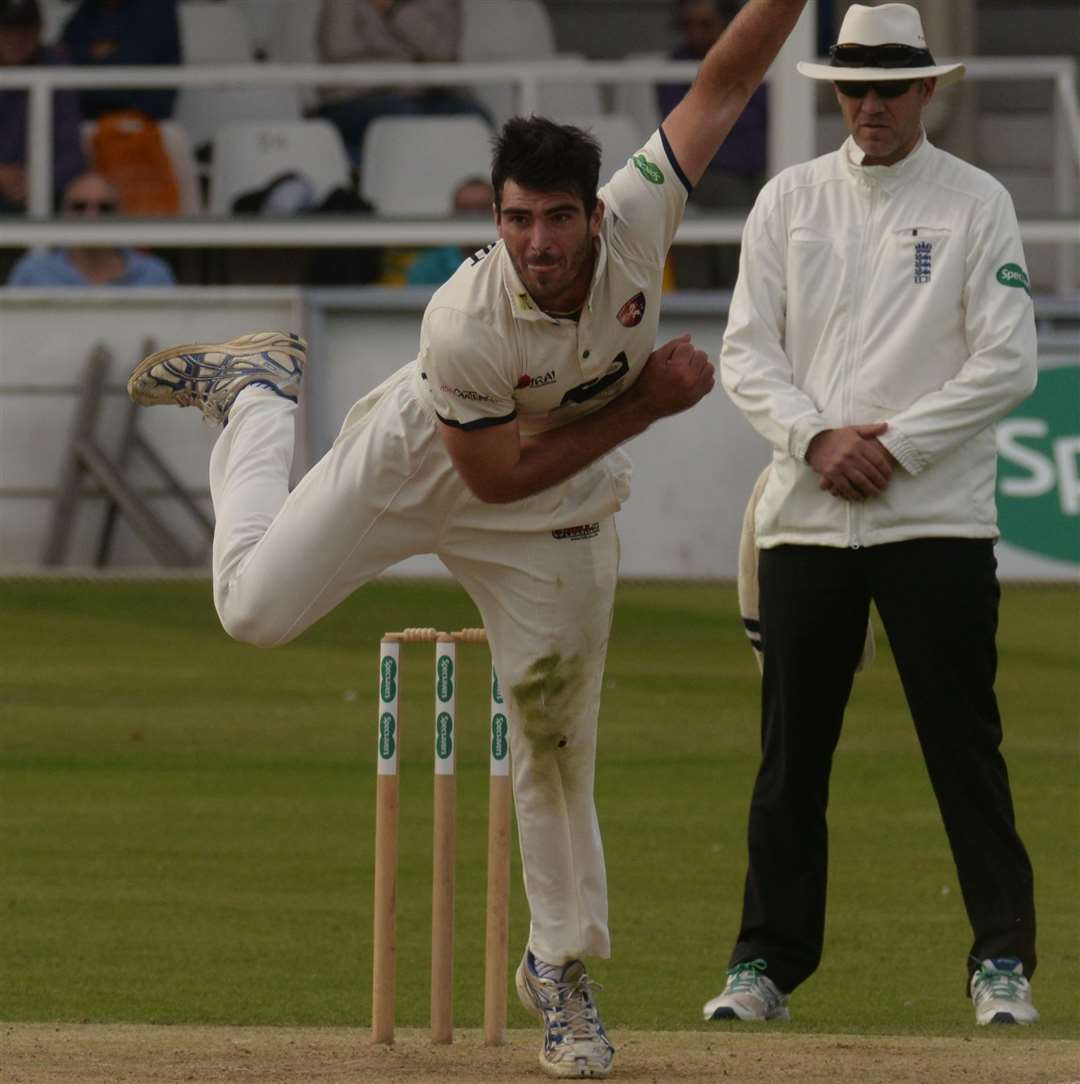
xmin=996 ymin=364 xmax=1080 ymax=565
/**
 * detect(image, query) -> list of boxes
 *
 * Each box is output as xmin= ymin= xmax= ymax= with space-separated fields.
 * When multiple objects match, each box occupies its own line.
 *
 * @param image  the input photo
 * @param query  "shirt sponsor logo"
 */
xmin=913 ymin=241 xmax=932 ymax=284
xmin=632 ymin=154 xmax=664 ymax=185
xmin=516 ymin=291 xmax=535 ymax=311
xmin=517 ymin=370 xmax=557 ymax=389
xmin=996 ymin=263 xmax=1031 ymax=298
xmin=561 ymin=352 xmax=630 ymax=406
xmin=552 ymin=523 xmax=600 ymax=541
xmin=442 ymin=384 xmax=497 ymax=402
xmin=617 ymin=291 xmax=646 ymax=327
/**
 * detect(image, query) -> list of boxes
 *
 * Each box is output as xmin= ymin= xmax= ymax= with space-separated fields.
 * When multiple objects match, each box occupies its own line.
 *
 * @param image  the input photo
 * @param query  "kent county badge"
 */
xmin=617 ymin=292 xmax=646 ymax=327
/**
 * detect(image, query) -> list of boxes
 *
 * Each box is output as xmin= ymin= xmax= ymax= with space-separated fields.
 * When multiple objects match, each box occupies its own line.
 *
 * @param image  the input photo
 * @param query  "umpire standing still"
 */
xmin=705 ymin=3 xmax=1040 ymax=1028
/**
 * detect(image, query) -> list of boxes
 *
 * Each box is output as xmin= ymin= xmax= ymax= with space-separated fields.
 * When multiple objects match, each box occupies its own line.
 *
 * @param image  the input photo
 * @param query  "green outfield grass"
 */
xmin=1 ymin=578 xmax=1077 ymax=1038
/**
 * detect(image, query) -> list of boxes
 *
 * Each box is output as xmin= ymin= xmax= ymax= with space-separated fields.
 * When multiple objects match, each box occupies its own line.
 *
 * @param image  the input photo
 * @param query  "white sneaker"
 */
xmin=971 ymin=958 xmax=1039 ymax=1025
xmin=515 ymin=950 xmax=615 ymax=1079
xmin=703 ymin=958 xmax=790 ymax=1021
xmin=128 ymin=331 xmax=306 ymax=425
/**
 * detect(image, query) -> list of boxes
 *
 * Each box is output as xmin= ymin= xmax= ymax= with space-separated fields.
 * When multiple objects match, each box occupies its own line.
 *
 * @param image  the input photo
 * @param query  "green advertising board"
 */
xmin=996 ymin=364 xmax=1080 ymax=566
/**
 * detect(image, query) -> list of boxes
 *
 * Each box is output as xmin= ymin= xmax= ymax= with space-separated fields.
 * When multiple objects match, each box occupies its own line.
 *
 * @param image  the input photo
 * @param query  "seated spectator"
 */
xmin=0 ymin=0 xmax=87 ymax=214
xmin=405 ymin=175 xmax=493 ymax=286
xmin=7 ymin=171 xmax=176 ymax=284
xmin=60 ymin=0 xmax=181 ymax=121
xmin=657 ymin=0 xmax=767 ymax=288
xmin=317 ymin=0 xmax=488 ymax=166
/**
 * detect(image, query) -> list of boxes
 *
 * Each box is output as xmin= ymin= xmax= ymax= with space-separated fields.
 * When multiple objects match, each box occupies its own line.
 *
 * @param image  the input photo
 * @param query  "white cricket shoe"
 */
xmin=127 ymin=331 xmax=306 ymax=425
xmin=971 ymin=958 xmax=1039 ymax=1025
xmin=515 ymin=950 xmax=615 ymax=1079
xmin=703 ymin=958 xmax=790 ymax=1021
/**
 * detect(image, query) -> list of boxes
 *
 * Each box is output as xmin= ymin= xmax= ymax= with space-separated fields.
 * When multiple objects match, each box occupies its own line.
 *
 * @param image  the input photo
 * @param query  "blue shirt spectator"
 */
xmin=406 ymin=245 xmax=466 ymax=286
xmin=402 ymin=176 xmax=493 ymax=288
xmin=60 ymin=0 xmax=181 ymax=121
xmin=9 ymin=246 xmax=175 ymax=285
xmin=0 ymin=0 xmax=86 ymax=212
xmin=7 ymin=171 xmax=175 ymax=285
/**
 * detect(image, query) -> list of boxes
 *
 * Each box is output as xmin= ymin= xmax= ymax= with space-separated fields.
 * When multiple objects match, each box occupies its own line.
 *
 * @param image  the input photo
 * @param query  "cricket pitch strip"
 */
xmin=4 ymin=1024 xmax=1079 ymax=1083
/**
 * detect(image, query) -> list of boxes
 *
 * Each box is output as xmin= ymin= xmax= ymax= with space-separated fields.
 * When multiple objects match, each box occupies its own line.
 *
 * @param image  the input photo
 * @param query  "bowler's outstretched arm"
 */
xmin=662 ymin=0 xmax=808 ymax=186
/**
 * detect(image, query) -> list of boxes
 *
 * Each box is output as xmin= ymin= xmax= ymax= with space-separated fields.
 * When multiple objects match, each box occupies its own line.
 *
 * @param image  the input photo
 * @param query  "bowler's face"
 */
xmin=836 ymin=78 xmax=935 ymax=167
xmin=496 ymin=181 xmax=603 ymax=314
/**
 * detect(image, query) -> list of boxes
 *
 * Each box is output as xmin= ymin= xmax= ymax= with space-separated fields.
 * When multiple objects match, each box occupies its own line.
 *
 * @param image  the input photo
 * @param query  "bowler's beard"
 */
xmin=510 ymin=232 xmax=597 ymax=313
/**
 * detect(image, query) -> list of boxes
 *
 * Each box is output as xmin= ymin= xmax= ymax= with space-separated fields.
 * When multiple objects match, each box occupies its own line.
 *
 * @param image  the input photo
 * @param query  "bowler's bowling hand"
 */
xmin=634 ymin=334 xmax=715 ymax=420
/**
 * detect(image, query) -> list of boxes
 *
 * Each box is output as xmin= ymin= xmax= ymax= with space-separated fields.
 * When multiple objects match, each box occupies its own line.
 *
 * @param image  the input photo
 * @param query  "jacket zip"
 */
xmin=845 ymin=179 xmax=880 ymax=549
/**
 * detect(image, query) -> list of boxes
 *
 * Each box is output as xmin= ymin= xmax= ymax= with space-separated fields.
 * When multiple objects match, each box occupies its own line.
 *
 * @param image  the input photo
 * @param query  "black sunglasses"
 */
xmin=67 ymin=200 xmax=118 ymax=213
xmin=829 ymin=43 xmax=934 ymax=69
xmin=835 ymin=80 xmax=915 ymax=99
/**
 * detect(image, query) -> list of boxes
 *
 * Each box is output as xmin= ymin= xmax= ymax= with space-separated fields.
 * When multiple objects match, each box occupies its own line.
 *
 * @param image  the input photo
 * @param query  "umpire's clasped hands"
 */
xmin=807 ymin=423 xmax=899 ymax=502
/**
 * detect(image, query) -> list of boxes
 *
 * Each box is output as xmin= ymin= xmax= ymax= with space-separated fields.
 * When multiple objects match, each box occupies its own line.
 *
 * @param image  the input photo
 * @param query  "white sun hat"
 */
xmin=797 ymin=3 xmax=965 ymax=86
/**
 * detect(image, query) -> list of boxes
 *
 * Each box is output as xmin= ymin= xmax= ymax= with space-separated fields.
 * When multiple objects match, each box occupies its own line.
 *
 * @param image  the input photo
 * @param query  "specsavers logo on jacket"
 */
xmin=997 ymin=363 xmax=1080 ymax=564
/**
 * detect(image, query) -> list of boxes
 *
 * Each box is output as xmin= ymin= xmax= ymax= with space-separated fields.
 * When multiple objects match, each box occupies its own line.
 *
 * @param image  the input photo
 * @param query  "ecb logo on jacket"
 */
xmin=913 ymin=241 xmax=932 ymax=284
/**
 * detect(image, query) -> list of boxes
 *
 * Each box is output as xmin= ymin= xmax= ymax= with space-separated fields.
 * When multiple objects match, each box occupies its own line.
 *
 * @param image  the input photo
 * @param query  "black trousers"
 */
xmin=729 ymin=539 xmax=1036 ymax=994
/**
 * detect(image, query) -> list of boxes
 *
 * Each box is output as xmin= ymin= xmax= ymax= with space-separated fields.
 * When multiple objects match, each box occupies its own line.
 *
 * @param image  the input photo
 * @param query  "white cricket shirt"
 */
xmin=413 ymin=128 xmax=690 ymax=438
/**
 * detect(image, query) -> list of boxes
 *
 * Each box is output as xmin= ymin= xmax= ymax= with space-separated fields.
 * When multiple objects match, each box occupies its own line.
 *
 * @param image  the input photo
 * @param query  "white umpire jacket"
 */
xmin=721 ymin=132 xmax=1038 ymax=550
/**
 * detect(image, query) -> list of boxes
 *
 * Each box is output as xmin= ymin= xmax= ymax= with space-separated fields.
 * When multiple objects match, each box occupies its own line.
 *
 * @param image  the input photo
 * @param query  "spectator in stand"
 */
xmin=657 ymin=0 xmax=768 ymax=288
xmin=405 ymin=175 xmax=494 ymax=286
xmin=317 ymin=0 xmax=488 ymax=167
xmin=60 ymin=0 xmax=181 ymax=121
xmin=8 ymin=170 xmax=175 ymax=284
xmin=0 ymin=0 xmax=87 ymax=214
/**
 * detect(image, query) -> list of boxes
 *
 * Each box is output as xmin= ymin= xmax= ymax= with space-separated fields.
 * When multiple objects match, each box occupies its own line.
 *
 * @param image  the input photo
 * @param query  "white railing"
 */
xmin=4 ymin=58 xmax=706 ymax=216
xmin=1 ymin=55 xmax=1078 ymax=287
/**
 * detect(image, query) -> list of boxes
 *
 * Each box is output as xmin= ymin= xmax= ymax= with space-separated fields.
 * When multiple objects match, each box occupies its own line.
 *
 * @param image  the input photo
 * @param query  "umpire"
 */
xmin=706 ymin=3 xmax=1040 ymax=1027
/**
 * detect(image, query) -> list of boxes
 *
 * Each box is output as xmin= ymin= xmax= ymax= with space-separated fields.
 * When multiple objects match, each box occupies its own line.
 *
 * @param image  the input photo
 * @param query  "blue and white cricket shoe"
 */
xmin=127 ymin=331 xmax=306 ymax=425
xmin=516 ymin=949 xmax=615 ymax=1079
xmin=971 ymin=958 xmax=1039 ymax=1025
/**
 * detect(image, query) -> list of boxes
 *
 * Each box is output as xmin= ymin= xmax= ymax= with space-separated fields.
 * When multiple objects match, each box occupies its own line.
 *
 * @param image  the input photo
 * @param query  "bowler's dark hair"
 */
xmin=491 ymin=116 xmax=602 ymax=218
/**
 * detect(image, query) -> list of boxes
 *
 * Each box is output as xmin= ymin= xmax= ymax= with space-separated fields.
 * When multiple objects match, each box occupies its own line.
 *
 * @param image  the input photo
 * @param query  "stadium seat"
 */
xmin=177 ymin=1 xmax=254 ymax=64
xmin=208 ymin=120 xmax=352 ymax=215
xmin=38 ymin=0 xmax=70 ymax=44
xmin=460 ymin=0 xmax=557 ymax=58
xmin=81 ymin=118 xmax=203 ymax=215
xmin=232 ymin=0 xmax=288 ymax=59
xmin=460 ymin=0 xmax=558 ymax=127
xmin=157 ymin=121 xmax=204 ymax=215
xmin=263 ymin=0 xmax=323 ymax=112
xmin=555 ymin=113 xmax=646 ymax=184
xmin=265 ymin=0 xmax=322 ymax=64
xmin=535 ymin=52 xmax=605 ymax=123
xmin=176 ymin=85 xmax=305 ymax=158
xmin=359 ymin=115 xmax=495 ymax=217
xmin=613 ymin=52 xmax=665 ymax=141
xmin=175 ymin=1 xmax=303 ymax=155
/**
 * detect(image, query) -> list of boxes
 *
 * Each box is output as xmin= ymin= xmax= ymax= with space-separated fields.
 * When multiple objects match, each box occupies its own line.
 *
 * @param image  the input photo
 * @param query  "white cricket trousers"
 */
xmin=209 ymin=370 xmax=623 ymax=963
